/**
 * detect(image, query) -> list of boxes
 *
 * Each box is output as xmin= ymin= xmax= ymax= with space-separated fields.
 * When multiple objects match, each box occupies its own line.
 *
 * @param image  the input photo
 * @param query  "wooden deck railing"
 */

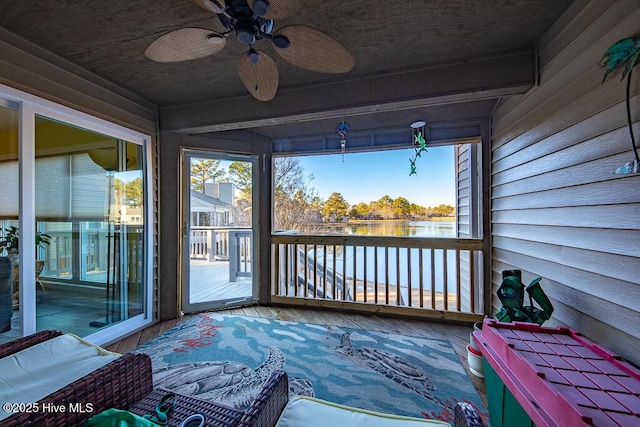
xmin=272 ymin=234 xmax=484 ymax=321
xmin=190 ymin=227 xmax=230 ymax=261
xmin=190 ymin=227 xmax=252 ymax=282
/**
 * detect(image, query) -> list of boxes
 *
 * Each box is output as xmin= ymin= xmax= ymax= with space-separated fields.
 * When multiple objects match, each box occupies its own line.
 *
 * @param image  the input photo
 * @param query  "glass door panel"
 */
xmin=182 ymin=150 xmax=257 ymax=312
xmin=0 ymin=100 xmax=20 ymax=344
xmin=34 ymin=115 xmax=145 ymax=335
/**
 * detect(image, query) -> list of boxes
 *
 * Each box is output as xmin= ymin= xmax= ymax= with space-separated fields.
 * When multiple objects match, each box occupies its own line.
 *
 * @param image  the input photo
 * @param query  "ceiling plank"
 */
xmin=0 ymin=27 xmax=157 ymax=134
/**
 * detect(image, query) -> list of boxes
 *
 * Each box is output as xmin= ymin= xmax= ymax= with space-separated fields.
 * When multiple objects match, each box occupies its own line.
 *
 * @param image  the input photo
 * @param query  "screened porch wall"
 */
xmin=491 ymin=0 xmax=640 ymax=364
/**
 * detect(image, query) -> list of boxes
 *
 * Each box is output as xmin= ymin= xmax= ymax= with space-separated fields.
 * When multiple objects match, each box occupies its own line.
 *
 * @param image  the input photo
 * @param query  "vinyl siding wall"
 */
xmin=456 ymin=142 xmax=483 ymax=313
xmin=491 ymin=0 xmax=640 ymax=363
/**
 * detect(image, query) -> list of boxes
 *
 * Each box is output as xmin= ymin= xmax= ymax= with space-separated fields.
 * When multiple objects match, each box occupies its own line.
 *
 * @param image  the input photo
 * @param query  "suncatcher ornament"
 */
xmin=336 ymin=120 xmax=350 ymax=162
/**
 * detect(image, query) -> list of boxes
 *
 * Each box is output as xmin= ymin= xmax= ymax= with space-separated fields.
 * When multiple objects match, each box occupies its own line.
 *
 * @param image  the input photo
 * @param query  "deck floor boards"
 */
xmin=189 ymin=259 xmax=252 ymax=303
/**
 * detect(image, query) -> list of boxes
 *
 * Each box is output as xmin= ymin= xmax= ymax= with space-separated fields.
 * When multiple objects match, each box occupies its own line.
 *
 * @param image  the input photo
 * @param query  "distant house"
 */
xmin=118 ymin=206 xmax=144 ymax=225
xmin=190 ymin=182 xmax=234 ymax=227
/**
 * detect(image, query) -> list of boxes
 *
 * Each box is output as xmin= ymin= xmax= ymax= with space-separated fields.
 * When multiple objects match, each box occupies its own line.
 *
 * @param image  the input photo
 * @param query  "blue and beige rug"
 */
xmin=136 ymin=312 xmax=488 ymax=424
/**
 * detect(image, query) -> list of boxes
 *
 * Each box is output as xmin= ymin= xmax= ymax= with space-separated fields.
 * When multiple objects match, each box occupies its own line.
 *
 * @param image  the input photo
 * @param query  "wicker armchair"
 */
xmin=0 ymin=330 xmax=289 ymax=427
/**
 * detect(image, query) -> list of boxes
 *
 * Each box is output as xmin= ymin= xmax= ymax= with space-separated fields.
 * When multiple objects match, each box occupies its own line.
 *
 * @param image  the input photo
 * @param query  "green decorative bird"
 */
xmin=409 ymin=130 xmax=428 ymax=175
xmin=600 ymin=36 xmax=640 ymax=171
xmin=413 ymin=130 xmax=428 ymax=152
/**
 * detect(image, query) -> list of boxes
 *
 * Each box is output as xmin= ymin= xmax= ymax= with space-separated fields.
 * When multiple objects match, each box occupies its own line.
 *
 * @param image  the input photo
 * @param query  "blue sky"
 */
xmin=295 ymin=146 xmax=455 ymax=208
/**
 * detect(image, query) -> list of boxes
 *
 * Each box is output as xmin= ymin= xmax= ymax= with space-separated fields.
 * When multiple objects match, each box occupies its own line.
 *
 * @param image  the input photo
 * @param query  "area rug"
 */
xmin=136 ymin=312 xmax=489 ymax=424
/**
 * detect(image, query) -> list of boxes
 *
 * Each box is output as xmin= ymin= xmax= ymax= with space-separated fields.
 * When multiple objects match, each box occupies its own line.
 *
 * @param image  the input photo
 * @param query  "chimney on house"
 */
xmin=204 ymin=182 xmax=219 ymax=198
xmin=204 ymin=181 xmax=234 ymax=206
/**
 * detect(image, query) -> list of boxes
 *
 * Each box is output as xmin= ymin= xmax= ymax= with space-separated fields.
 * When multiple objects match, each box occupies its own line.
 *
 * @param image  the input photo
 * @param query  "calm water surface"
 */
xmin=320 ymin=220 xmax=455 ymax=238
xmin=311 ymin=220 xmax=458 ymax=292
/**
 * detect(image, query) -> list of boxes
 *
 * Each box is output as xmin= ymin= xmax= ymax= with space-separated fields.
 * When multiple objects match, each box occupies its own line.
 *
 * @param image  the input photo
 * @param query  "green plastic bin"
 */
xmin=483 ymin=358 xmax=535 ymax=427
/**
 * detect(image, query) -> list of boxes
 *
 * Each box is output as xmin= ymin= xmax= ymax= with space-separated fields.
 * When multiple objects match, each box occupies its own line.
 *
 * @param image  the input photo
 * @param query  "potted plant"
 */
xmin=0 ymin=226 xmax=52 ymax=306
xmin=0 ymin=225 xmax=52 ymax=258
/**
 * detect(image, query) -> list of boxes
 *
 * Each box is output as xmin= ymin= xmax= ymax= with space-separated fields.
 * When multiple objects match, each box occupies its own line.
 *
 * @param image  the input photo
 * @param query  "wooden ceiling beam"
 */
xmin=159 ymin=48 xmax=535 ymax=134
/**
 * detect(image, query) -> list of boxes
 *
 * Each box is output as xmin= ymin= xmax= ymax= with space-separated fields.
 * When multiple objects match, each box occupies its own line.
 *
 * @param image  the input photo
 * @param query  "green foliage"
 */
xmin=392 ymin=197 xmax=411 ymax=218
xmin=431 ymin=204 xmax=455 ymax=217
xmin=0 ymin=226 xmax=52 ymax=257
xmin=349 ymin=202 xmax=371 ymax=219
xmin=322 ymin=192 xmax=349 ymax=221
xmin=115 ymin=177 xmax=144 ymax=207
xmin=600 ymin=35 xmax=640 ymax=166
xmin=227 ymin=161 xmax=252 ymax=201
xmin=190 ymin=159 xmax=225 ymax=193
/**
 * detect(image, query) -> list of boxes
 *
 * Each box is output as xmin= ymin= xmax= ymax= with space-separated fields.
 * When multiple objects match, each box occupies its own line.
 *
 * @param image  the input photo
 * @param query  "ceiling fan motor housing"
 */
xmin=235 ymin=19 xmax=258 ymax=45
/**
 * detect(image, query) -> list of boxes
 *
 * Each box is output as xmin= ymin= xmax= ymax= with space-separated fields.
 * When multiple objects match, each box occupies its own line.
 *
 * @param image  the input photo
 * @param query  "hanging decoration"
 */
xmin=336 ymin=120 xmax=350 ymax=162
xmin=409 ymin=121 xmax=427 ymax=175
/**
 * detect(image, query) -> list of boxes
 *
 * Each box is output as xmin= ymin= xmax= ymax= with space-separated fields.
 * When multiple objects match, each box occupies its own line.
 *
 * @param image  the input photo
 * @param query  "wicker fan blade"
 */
xmin=238 ymin=51 xmax=279 ymax=101
xmin=145 ymin=28 xmax=226 ymax=63
xmin=189 ymin=0 xmax=226 ymax=14
xmin=247 ymin=0 xmax=305 ymax=19
xmin=273 ymin=25 xmax=354 ymax=73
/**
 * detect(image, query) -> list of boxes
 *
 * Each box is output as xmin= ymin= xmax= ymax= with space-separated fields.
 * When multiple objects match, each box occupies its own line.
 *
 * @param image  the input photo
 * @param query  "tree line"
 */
xmin=190 ymin=157 xmax=454 ymax=232
xmin=324 ymin=192 xmax=455 ymax=222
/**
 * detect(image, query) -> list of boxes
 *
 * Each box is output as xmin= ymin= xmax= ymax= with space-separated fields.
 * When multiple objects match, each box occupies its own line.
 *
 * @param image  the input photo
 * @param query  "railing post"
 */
xmin=229 ymin=230 xmax=238 ymax=282
xmin=207 ymin=230 xmax=215 ymax=262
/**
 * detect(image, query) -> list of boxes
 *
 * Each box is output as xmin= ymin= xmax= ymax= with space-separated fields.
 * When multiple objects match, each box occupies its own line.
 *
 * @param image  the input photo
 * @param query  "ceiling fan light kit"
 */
xmin=145 ymin=0 xmax=354 ymax=101
xmin=251 ymin=0 xmax=269 ymax=17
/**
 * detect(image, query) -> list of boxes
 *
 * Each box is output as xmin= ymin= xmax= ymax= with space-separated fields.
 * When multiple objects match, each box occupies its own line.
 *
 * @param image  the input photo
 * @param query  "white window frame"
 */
xmin=0 ymin=83 xmax=154 ymax=345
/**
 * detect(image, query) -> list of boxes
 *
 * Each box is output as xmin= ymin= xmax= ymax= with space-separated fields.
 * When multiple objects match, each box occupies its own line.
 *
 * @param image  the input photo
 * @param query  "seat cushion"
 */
xmin=0 ymin=333 xmax=120 ymax=421
xmin=276 ymin=395 xmax=451 ymax=427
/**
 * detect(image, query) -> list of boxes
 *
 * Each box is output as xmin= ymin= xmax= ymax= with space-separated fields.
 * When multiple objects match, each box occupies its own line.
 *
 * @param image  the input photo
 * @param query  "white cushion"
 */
xmin=0 ymin=333 xmax=120 ymax=421
xmin=276 ymin=395 xmax=451 ymax=427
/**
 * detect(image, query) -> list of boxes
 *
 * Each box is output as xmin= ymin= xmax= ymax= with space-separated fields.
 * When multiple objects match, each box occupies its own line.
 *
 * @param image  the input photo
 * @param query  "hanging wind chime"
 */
xmin=336 ymin=120 xmax=350 ymax=162
xmin=409 ymin=121 xmax=427 ymax=175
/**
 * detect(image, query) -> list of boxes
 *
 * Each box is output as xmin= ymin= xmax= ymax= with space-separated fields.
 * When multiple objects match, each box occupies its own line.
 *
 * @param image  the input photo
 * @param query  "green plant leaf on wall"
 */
xmin=600 ymin=35 xmax=640 ymax=170
xmin=600 ymin=36 xmax=640 ymax=81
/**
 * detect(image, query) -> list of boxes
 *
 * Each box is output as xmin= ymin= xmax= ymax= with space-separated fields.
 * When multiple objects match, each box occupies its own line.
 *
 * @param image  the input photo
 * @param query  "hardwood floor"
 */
xmin=105 ymin=305 xmax=487 ymax=406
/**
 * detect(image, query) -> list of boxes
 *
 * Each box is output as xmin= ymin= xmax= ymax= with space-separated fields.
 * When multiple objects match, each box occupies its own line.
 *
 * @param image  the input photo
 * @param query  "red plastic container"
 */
xmin=474 ymin=319 xmax=640 ymax=426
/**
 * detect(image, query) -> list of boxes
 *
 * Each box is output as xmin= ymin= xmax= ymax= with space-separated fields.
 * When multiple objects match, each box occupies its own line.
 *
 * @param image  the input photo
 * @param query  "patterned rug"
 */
xmin=136 ymin=312 xmax=488 ymax=424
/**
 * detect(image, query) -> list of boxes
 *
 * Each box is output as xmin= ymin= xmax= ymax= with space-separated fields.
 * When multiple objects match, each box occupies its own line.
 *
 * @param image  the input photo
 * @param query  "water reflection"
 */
xmin=321 ymin=220 xmax=455 ymax=238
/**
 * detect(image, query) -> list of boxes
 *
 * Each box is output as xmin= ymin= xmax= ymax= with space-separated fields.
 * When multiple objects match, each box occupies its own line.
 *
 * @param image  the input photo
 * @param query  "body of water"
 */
xmin=307 ymin=220 xmax=461 ymax=294
xmin=319 ymin=220 xmax=456 ymax=238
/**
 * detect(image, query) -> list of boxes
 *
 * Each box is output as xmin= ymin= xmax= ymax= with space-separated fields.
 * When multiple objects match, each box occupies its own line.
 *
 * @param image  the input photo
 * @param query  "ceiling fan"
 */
xmin=145 ymin=0 xmax=355 ymax=101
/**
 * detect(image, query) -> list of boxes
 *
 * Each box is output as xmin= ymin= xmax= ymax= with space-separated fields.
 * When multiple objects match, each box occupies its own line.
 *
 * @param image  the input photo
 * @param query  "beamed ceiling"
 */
xmin=0 ymin=0 xmax=573 ymax=148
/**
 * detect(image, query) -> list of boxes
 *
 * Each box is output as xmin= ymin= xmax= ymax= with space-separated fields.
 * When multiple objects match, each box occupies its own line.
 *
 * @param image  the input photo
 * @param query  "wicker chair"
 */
xmin=0 ymin=330 xmax=289 ymax=427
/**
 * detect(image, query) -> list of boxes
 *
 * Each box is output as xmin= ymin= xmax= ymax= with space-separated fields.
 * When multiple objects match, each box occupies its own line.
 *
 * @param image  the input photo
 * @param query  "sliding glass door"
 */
xmin=0 ymin=99 xmax=20 ymax=341
xmin=181 ymin=150 xmax=257 ymax=312
xmin=0 ymin=86 xmax=152 ymax=345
